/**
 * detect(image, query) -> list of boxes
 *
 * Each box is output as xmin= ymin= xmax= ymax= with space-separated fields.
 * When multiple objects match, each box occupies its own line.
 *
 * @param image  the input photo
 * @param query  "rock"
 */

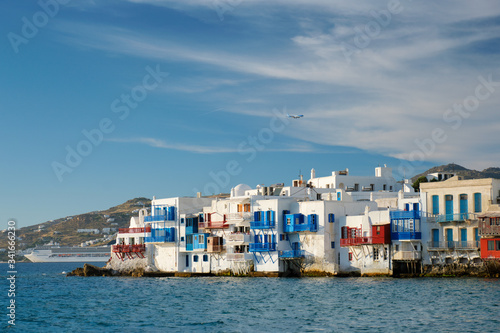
xmin=67 ymin=264 xmax=113 ymax=277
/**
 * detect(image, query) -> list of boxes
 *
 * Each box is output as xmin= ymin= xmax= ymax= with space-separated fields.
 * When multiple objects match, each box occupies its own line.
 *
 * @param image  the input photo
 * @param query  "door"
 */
xmin=446 ymin=229 xmax=454 ymax=249
xmin=461 ymin=229 xmax=467 ymax=247
xmin=432 ymin=229 xmax=439 ymax=248
xmin=445 ymin=195 xmax=454 ymax=221
xmin=460 ymin=194 xmax=468 ymax=220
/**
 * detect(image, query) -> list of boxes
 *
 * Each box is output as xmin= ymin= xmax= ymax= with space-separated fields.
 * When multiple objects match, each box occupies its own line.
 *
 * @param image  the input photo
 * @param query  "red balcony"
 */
xmin=340 ymin=237 xmax=373 ymax=247
xmin=118 ymin=227 xmax=151 ymax=233
xmin=112 ymin=244 xmax=146 ymax=260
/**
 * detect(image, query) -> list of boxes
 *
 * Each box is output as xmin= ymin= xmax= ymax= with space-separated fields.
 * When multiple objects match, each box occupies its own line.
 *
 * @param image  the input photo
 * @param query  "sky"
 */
xmin=1 ymin=0 xmax=499 ymax=228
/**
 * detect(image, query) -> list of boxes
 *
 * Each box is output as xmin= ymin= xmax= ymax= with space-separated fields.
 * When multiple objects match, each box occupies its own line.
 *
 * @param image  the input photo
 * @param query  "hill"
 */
xmin=0 ymin=197 xmax=150 ymax=262
xmin=411 ymin=163 xmax=500 ymax=183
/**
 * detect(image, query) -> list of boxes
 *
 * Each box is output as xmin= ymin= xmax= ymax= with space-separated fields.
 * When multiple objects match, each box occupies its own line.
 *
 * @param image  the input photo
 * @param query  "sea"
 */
xmin=1 ymin=262 xmax=499 ymax=332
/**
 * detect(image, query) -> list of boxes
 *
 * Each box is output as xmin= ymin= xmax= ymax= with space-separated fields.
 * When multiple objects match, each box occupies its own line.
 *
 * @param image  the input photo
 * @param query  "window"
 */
xmin=373 ymin=248 xmax=380 ymax=261
xmin=287 ymin=217 xmax=291 ymax=225
xmin=244 ymin=204 xmax=251 ymax=212
xmin=488 ymin=240 xmax=495 ymax=251
xmin=203 ymin=254 xmax=208 ymax=262
xmin=199 ymin=234 xmax=204 ymax=244
xmin=193 ymin=255 xmax=198 ymax=262
xmin=348 ymin=253 xmax=353 ymax=261
xmin=497 ymin=241 xmax=500 ymax=251
xmin=180 ymin=237 xmax=184 ymax=242
xmin=181 ymin=218 xmax=185 ymax=224
xmin=328 ymin=213 xmax=335 ymax=223
xmin=395 ymin=244 xmax=399 ymax=252
xmin=354 ymin=184 xmax=359 ymax=191
xmin=331 ymin=242 xmax=335 ymax=249
xmin=390 ymin=186 xmax=393 ymax=191
xmin=383 ymin=184 xmax=387 ymax=191
xmin=185 ymin=255 xmax=189 ymax=267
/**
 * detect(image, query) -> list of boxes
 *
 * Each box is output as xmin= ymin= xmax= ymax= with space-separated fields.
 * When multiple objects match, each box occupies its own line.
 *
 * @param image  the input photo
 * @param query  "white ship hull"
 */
xmin=24 ymin=246 xmax=111 ymax=263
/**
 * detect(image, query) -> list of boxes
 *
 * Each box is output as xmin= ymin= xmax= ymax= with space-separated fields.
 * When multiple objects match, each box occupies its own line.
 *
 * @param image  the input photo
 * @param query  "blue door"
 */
xmin=432 ymin=229 xmax=439 ymax=248
xmin=460 ymin=194 xmax=468 ymax=220
xmin=446 ymin=229 xmax=454 ymax=249
xmin=432 ymin=195 xmax=439 ymax=215
xmin=445 ymin=195 xmax=454 ymax=221
xmin=461 ymin=229 xmax=467 ymax=247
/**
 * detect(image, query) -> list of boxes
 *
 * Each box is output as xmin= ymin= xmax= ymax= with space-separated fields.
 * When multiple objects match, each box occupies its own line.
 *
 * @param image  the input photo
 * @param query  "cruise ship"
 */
xmin=24 ymin=245 xmax=111 ymax=262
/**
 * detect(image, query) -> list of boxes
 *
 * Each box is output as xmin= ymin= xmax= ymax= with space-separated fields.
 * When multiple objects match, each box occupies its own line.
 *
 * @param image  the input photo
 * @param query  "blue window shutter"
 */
xmin=271 ymin=210 xmax=275 ymax=221
xmin=254 ymin=211 xmax=260 ymax=221
xmin=432 ymin=195 xmax=439 ymax=215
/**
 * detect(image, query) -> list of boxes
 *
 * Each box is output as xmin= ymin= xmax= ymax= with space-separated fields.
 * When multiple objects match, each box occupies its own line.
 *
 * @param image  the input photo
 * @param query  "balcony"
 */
xmin=144 ymin=214 xmax=176 ymax=222
xmin=118 ymin=227 xmax=151 ymax=234
xmin=390 ymin=210 xmax=421 ymax=219
xmin=391 ymin=232 xmax=422 ymax=241
xmin=479 ymin=225 xmax=500 ymax=236
xmin=427 ymin=241 xmax=479 ymax=250
xmin=226 ymin=233 xmax=252 ymax=243
xmin=207 ymin=245 xmax=225 ymax=253
xmin=198 ymin=221 xmax=229 ymax=229
xmin=249 ymin=242 xmax=277 ymax=252
xmin=340 ymin=237 xmax=373 ymax=247
xmin=144 ymin=228 xmax=175 ymax=243
xmin=279 ymin=250 xmax=305 ymax=259
xmin=250 ymin=220 xmax=275 ymax=229
xmin=226 ymin=253 xmax=253 ymax=261
xmin=227 ymin=213 xmax=252 ymax=224
xmin=284 ymin=222 xmax=317 ymax=233
xmin=435 ymin=213 xmax=477 ymax=223
xmin=393 ymin=251 xmax=421 ymax=261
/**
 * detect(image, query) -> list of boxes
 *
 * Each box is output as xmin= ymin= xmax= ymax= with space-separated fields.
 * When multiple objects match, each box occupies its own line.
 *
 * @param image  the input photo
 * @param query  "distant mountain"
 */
xmin=0 ymin=197 xmax=151 ymax=261
xmin=411 ymin=163 xmax=500 ymax=182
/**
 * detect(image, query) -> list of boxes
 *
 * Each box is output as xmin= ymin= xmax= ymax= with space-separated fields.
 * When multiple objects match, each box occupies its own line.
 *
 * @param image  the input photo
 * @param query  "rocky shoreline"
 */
xmin=67 ymin=260 xmax=500 ymax=278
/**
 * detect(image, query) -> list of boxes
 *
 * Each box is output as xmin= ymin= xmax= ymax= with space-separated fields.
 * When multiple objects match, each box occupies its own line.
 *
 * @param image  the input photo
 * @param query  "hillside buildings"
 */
xmin=111 ymin=167 xmax=500 ymax=276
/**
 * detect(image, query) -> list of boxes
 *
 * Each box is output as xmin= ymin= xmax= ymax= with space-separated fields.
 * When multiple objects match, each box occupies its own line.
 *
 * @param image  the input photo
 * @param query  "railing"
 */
xmin=208 ymin=245 xmax=225 ymax=253
xmin=393 ymin=251 xmax=421 ymax=260
xmin=250 ymin=221 xmax=275 ymax=229
xmin=391 ymin=232 xmax=422 ymax=241
xmin=118 ymin=227 xmax=151 ymax=234
xmin=390 ymin=210 xmax=421 ymax=219
xmin=144 ymin=215 xmax=168 ymax=222
xmin=284 ymin=222 xmax=318 ymax=233
xmin=479 ymin=225 xmax=500 ymax=236
xmin=435 ymin=213 xmax=478 ymax=223
xmin=112 ymin=244 xmax=146 ymax=252
xmin=198 ymin=221 xmax=229 ymax=229
xmin=227 ymin=213 xmax=253 ymax=223
xmin=249 ymin=243 xmax=277 ymax=252
xmin=340 ymin=237 xmax=372 ymax=247
xmin=279 ymin=250 xmax=305 ymax=259
xmin=427 ymin=241 xmax=479 ymax=249
xmin=226 ymin=233 xmax=251 ymax=243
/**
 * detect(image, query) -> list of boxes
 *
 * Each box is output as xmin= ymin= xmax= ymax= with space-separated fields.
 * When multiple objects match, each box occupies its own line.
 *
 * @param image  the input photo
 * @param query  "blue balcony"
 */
xmin=284 ymin=214 xmax=318 ymax=233
xmin=250 ymin=220 xmax=275 ymax=229
xmin=435 ymin=213 xmax=476 ymax=223
xmin=145 ymin=228 xmax=175 ymax=243
xmin=279 ymin=250 xmax=305 ymax=259
xmin=391 ymin=232 xmax=422 ymax=241
xmin=249 ymin=243 xmax=277 ymax=252
xmin=144 ymin=215 xmax=167 ymax=222
xmin=251 ymin=210 xmax=276 ymax=229
xmin=186 ymin=233 xmax=208 ymax=251
xmin=390 ymin=210 xmax=421 ymax=219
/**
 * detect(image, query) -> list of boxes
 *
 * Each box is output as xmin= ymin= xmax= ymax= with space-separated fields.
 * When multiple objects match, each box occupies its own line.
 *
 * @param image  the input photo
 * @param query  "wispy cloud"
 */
xmin=107 ymin=137 xmax=316 ymax=153
xmin=53 ymin=1 xmax=500 ymax=169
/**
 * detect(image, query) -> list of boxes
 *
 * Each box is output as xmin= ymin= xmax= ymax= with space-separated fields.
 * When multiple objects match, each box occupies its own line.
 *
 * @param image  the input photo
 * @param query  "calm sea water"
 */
xmin=1 ymin=262 xmax=499 ymax=332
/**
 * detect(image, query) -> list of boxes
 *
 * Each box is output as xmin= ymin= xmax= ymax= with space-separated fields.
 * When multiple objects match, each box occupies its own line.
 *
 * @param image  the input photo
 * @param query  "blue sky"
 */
xmin=1 ymin=0 xmax=499 ymax=228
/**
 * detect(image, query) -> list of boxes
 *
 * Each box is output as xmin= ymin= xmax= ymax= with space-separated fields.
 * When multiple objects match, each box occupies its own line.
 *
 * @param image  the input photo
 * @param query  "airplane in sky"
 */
xmin=287 ymin=113 xmax=304 ymax=119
